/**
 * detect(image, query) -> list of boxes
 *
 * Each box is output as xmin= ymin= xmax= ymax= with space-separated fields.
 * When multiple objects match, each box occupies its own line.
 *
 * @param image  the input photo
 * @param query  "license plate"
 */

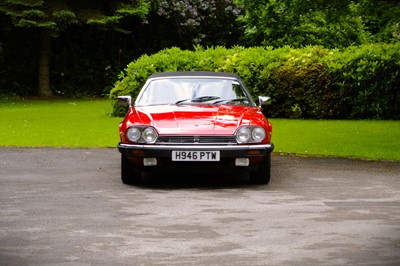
xmin=172 ymin=151 xmax=220 ymax=161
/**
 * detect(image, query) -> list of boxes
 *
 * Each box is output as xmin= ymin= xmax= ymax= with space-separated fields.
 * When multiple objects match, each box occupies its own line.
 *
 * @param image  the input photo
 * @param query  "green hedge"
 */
xmin=110 ymin=43 xmax=400 ymax=119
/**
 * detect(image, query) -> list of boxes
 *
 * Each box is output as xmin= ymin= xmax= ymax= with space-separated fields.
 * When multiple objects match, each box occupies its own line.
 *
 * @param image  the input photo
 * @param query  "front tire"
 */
xmin=249 ymin=153 xmax=271 ymax=185
xmin=121 ymin=154 xmax=141 ymax=184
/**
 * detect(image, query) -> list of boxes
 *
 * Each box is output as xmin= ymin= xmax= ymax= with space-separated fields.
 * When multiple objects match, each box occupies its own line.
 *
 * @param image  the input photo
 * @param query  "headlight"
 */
xmin=127 ymin=127 xmax=141 ymax=142
xmin=236 ymin=127 xmax=251 ymax=143
xmin=126 ymin=126 xmax=158 ymax=143
xmin=252 ymin=127 xmax=266 ymax=143
xmin=142 ymin=127 xmax=158 ymax=144
xmin=235 ymin=126 xmax=266 ymax=143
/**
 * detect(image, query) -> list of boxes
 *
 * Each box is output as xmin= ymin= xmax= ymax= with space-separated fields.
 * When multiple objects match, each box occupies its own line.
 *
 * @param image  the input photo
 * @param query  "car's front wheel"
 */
xmin=249 ymin=154 xmax=271 ymax=184
xmin=121 ymin=154 xmax=141 ymax=184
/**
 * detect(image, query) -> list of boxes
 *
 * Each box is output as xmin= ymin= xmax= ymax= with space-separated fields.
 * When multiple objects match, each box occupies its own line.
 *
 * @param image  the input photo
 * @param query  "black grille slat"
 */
xmin=156 ymin=136 xmax=236 ymax=145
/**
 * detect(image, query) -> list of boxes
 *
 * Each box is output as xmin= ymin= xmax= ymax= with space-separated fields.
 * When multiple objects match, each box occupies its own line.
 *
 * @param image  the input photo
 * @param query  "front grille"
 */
xmin=156 ymin=136 xmax=237 ymax=145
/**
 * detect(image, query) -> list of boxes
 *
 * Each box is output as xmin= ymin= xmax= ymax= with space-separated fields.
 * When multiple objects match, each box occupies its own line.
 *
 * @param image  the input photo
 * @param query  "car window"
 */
xmin=136 ymin=78 xmax=250 ymax=106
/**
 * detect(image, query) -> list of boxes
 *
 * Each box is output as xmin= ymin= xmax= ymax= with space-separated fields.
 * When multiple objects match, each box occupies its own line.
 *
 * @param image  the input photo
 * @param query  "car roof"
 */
xmin=148 ymin=71 xmax=242 ymax=80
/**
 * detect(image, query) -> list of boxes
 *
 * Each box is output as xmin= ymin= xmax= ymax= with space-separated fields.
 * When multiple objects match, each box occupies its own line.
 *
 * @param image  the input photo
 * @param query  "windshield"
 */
xmin=136 ymin=78 xmax=253 ymax=106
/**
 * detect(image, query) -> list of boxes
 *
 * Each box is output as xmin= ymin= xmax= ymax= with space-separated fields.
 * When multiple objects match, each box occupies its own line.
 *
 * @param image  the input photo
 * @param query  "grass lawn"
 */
xmin=271 ymin=119 xmax=400 ymax=161
xmin=0 ymin=98 xmax=399 ymax=161
xmin=0 ymin=99 xmax=121 ymax=148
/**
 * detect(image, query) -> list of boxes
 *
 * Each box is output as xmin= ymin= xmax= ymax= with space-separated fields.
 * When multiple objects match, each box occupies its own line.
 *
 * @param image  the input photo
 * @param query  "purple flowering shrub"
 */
xmin=154 ymin=0 xmax=243 ymax=44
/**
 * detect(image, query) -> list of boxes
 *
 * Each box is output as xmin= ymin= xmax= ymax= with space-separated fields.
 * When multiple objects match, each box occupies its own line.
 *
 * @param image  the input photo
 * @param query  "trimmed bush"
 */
xmin=110 ymin=43 xmax=400 ymax=119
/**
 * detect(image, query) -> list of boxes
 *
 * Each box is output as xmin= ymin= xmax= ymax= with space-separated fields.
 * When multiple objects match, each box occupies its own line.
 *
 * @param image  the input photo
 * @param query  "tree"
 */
xmin=0 ymin=0 xmax=149 ymax=97
xmin=235 ymin=0 xmax=371 ymax=48
xmin=360 ymin=0 xmax=400 ymax=42
xmin=235 ymin=0 xmax=400 ymax=48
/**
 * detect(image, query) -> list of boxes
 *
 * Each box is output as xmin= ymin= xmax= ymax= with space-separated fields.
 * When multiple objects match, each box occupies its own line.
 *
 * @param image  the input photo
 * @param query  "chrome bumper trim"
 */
xmin=118 ymin=143 xmax=274 ymax=151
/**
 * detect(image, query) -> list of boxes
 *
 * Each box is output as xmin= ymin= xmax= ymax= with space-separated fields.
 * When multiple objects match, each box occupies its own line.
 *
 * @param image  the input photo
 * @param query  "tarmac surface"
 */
xmin=0 ymin=147 xmax=399 ymax=265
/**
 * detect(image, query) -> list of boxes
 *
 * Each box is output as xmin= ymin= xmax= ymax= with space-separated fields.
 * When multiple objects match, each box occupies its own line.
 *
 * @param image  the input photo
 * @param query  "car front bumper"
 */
xmin=118 ymin=143 xmax=274 ymax=172
xmin=119 ymin=143 xmax=274 ymax=156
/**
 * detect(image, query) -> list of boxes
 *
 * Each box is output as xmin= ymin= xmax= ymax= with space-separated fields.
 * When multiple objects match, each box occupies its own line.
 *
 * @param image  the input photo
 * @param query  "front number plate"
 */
xmin=172 ymin=151 xmax=220 ymax=162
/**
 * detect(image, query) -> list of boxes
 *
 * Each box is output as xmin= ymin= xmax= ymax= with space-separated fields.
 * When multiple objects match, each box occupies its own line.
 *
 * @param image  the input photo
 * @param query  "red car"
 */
xmin=118 ymin=72 xmax=274 ymax=184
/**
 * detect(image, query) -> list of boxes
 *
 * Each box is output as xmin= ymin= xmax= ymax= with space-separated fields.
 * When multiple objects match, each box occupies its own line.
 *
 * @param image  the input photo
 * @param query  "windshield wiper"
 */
xmin=213 ymin=98 xmax=248 ymax=104
xmin=175 ymin=96 xmax=220 ymax=104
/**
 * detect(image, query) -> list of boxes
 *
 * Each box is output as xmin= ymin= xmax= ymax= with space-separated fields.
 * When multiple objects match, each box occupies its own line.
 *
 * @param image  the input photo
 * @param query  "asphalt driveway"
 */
xmin=0 ymin=148 xmax=399 ymax=265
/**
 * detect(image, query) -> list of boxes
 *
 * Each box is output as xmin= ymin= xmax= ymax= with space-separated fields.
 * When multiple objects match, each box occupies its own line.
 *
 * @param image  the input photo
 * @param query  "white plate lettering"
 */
xmin=172 ymin=151 xmax=220 ymax=161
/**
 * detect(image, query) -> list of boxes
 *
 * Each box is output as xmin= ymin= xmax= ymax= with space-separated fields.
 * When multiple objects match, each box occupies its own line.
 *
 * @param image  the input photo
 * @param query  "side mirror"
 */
xmin=118 ymin=96 xmax=132 ymax=107
xmin=258 ymin=96 xmax=271 ymax=108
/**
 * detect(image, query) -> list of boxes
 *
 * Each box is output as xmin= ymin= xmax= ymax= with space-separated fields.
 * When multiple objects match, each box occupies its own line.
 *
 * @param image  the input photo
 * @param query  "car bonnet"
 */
xmin=131 ymin=104 xmax=262 ymax=135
